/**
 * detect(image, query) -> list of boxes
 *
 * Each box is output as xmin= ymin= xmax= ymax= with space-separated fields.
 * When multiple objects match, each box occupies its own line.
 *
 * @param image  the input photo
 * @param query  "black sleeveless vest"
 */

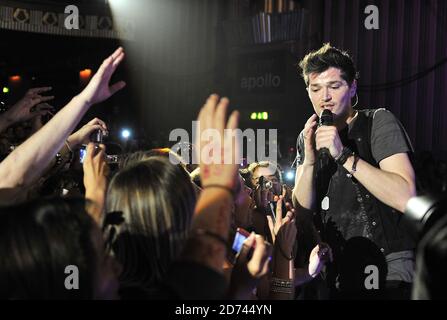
xmin=313 ymin=109 xmax=417 ymax=257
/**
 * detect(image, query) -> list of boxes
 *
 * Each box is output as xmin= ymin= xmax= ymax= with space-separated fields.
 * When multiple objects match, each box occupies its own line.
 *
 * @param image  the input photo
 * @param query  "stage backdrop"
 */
xmin=323 ymin=0 xmax=447 ymax=158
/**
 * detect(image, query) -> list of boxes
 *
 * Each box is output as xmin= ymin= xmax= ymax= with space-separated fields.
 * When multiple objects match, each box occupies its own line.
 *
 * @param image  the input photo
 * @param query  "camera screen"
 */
xmin=79 ymin=147 xmax=87 ymax=164
xmin=232 ymin=231 xmax=248 ymax=253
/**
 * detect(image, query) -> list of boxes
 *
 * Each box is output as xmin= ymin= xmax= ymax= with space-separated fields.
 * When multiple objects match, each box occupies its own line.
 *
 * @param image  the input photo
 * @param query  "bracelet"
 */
xmin=65 ymin=140 xmax=73 ymax=153
xmin=202 ymin=184 xmax=235 ymax=199
xmin=270 ymin=286 xmax=294 ymax=294
xmin=193 ymin=228 xmax=228 ymax=247
xmin=335 ymin=147 xmax=354 ymax=165
xmin=346 ymin=155 xmax=359 ymax=178
xmin=270 ymin=277 xmax=293 ymax=294
xmin=271 ymin=277 xmax=293 ymax=288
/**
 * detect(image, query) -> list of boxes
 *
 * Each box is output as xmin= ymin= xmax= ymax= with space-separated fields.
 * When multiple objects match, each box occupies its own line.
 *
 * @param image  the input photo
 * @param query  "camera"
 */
xmin=258 ymin=176 xmax=273 ymax=191
xmin=79 ymin=130 xmax=105 ymax=164
xmin=90 ymin=130 xmax=103 ymax=144
xmin=79 ymin=145 xmax=120 ymax=165
xmin=405 ymin=194 xmax=447 ymax=235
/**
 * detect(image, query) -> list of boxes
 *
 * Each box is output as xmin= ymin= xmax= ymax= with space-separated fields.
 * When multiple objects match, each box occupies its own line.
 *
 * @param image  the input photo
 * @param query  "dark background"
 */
xmin=0 ymin=0 xmax=446 ymax=167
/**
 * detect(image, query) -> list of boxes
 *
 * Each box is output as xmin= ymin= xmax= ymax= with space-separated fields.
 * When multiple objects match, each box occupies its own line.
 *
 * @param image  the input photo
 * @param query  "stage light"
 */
xmin=2 ymin=87 xmax=9 ymax=93
xmin=121 ymin=128 xmax=131 ymax=139
xmin=79 ymin=69 xmax=92 ymax=80
xmin=250 ymin=111 xmax=269 ymax=120
xmin=9 ymin=75 xmax=21 ymax=82
xmin=285 ymin=170 xmax=295 ymax=181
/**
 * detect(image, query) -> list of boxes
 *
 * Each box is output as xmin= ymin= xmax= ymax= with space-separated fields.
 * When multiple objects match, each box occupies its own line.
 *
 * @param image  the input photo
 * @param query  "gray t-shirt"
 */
xmin=296 ymin=108 xmax=413 ymax=166
xmin=370 ymin=108 xmax=414 ymax=163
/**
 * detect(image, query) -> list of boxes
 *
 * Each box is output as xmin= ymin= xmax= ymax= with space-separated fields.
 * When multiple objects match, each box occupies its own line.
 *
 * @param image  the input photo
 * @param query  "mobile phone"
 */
xmin=232 ymin=227 xmax=251 ymax=253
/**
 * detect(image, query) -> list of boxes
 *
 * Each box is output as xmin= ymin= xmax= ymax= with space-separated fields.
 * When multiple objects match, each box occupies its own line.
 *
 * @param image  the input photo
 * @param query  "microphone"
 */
xmin=318 ymin=109 xmax=334 ymax=160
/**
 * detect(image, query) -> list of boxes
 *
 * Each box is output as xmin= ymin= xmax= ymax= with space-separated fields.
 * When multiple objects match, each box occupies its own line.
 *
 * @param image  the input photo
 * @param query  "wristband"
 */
xmin=335 ymin=147 xmax=354 ymax=166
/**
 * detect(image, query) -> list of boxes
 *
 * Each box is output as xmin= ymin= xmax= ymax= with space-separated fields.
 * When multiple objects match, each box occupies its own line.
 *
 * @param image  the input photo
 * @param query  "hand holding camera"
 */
xmin=68 ymin=118 xmax=108 ymax=150
xmin=229 ymin=232 xmax=272 ymax=299
xmin=253 ymin=176 xmax=274 ymax=214
xmin=82 ymin=142 xmax=109 ymax=224
xmin=79 ymin=129 xmax=104 ymax=164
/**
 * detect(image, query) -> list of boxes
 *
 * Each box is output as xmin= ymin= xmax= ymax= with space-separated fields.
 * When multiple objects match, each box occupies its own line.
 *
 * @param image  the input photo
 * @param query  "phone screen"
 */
xmin=79 ymin=146 xmax=87 ymax=164
xmin=232 ymin=228 xmax=251 ymax=253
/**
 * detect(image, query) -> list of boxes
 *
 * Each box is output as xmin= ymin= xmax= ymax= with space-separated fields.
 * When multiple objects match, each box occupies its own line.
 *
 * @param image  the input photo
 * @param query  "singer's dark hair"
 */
xmin=299 ymin=43 xmax=358 ymax=87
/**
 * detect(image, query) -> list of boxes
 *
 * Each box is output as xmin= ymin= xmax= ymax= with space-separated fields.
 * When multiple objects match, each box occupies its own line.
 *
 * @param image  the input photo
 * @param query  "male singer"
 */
xmin=292 ymin=43 xmax=417 ymax=299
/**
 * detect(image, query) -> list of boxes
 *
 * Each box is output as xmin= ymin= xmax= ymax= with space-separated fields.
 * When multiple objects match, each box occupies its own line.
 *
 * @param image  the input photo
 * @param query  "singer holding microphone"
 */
xmin=292 ymin=44 xmax=417 ymax=299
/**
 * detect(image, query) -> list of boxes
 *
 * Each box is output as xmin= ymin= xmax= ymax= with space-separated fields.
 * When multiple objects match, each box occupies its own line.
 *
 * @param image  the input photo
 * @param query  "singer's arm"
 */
xmin=293 ymin=163 xmax=316 ymax=210
xmin=343 ymin=153 xmax=416 ymax=213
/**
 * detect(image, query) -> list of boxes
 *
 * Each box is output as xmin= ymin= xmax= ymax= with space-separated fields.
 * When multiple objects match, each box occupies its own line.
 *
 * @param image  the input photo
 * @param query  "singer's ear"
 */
xmin=349 ymin=80 xmax=357 ymax=98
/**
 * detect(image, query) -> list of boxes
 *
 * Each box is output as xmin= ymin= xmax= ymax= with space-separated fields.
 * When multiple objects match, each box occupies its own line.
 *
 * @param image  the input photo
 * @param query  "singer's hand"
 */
xmin=315 ymin=125 xmax=344 ymax=159
xmin=302 ymin=114 xmax=318 ymax=165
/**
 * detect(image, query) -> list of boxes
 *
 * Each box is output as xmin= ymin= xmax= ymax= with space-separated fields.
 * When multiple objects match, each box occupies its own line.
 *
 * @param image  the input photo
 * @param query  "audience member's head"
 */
xmin=247 ymin=161 xmax=283 ymax=195
xmin=121 ymin=148 xmax=188 ymax=173
xmin=0 ymin=198 xmax=120 ymax=299
xmin=106 ymin=156 xmax=196 ymax=294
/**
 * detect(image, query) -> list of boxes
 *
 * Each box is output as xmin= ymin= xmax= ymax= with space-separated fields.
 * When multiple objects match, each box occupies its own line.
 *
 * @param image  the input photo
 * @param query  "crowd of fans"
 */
xmin=0 ymin=47 xmax=445 ymax=300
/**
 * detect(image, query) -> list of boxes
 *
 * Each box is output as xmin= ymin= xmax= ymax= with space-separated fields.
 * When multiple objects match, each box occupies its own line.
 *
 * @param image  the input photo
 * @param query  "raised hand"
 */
xmin=302 ymin=114 xmax=318 ymax=166
xmin=78 ymin=47 xmax=126 ymax=106
xmin=195 ymin=94 xmax=240 ymax=190
xmin=308 ymin=243 xmax=333 ymax=278
xmin=5 ymin=87 xmax=54 ymax=124
xmin=281 ymin=184 xmax=293 ymax=203
xmin=30 ymin=103 xmax=55 ymax=131
xmin=267 ymin=195 xmax=295 ymax=243
xmin=67 ymin=118 xmax=108 ymax=149
xmin=229 ymin=233 xmax=272 ymax=299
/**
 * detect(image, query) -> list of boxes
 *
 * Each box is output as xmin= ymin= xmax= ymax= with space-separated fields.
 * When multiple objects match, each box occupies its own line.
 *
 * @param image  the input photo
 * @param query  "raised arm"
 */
xmin=0 ymin=47 xmax=125 ymax=195
xmin=181 ymin=94 xmax=240 ymax=273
